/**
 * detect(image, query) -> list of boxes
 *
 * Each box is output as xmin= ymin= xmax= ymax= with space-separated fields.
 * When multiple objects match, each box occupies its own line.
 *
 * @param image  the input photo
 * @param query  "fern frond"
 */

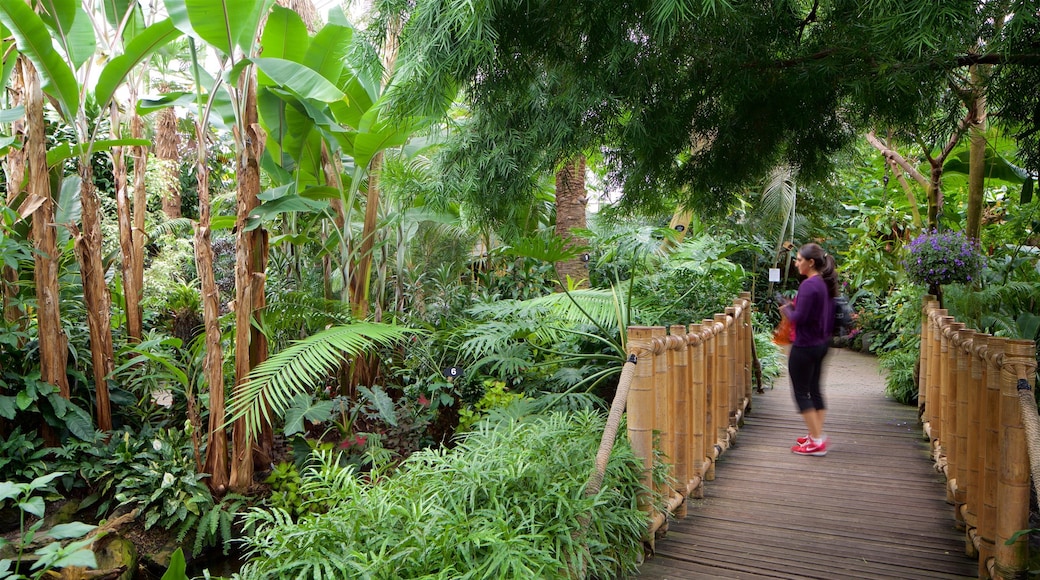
xmin=149 ymin=217 xmax=194 ymax=239
xmin=459 ymin=320 xmax=533 ymax=359
xmin=226 ymin=323 xmax=416 ymax=443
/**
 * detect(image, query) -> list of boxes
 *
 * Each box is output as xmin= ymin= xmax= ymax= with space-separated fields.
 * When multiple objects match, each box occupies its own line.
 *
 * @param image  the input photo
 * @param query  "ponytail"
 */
xmin=798 ymin=243 xmax=839 ymax=298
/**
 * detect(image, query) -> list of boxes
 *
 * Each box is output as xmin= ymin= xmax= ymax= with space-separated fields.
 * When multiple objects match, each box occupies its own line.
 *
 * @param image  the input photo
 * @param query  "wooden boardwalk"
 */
xmin=634 ymin=348 xmax=979 ymax=580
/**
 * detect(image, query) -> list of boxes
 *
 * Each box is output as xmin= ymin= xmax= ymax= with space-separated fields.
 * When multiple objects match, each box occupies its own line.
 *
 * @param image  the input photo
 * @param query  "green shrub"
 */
xmin=237 ymin=410 xmax=648 ymax=579
xmin=878 ymin=347 xmax=919 ymax=405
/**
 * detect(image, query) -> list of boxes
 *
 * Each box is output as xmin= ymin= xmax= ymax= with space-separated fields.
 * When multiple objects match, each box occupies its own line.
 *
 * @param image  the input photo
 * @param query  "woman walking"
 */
xmin=779 ymin=243 xmax=837 ymax=456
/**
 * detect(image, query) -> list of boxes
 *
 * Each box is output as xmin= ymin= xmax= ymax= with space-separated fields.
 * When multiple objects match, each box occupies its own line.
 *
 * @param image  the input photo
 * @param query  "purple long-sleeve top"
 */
xmin=783 ymin=275 xmax=834 ymax=347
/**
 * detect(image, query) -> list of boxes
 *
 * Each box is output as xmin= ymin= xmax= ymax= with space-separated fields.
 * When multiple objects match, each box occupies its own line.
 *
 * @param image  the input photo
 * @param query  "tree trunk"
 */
xmin=131 ymin=115 xmax=148 ymax=318
xmin=321 ymin=142 xmax=345 ymax=301
xmin=111 ymin=103 xmax=142 ymax=342
xmin=25 ymin=57 xmax=70 ymax=402
xmin=3 ymin=59 xmax=27 ymax=329
xmin=864 ymin=132 xmax=924 ymax=229
xmin=155 ymin=106 xmax=182 ymax=219
xmin=554 ymin=156 xmax=588 ymax=289
xmin=73 ymin=160 xmax=115 ymax=432
xmin=350 ymin=152 xmax=382 ymax=318
xmin=229 ymin=75 xmax=268 ymax=493
xmin=966 ymin=66 xmax=987 ymax=241
xmin=195 ymin=117 xmax=230 ymax=493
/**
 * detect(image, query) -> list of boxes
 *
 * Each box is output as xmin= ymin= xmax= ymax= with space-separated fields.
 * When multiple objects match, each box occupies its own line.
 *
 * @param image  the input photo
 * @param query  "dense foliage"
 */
xmin=236 ymin=411 xmax=648 ymax=579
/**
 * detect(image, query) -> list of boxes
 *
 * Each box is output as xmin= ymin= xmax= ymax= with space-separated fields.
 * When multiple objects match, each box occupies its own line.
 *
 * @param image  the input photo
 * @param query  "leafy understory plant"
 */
xmin=0 ymin=473 xmax=101 ymax=579
xmin=236 ymin=410 xmax=648 ymax=579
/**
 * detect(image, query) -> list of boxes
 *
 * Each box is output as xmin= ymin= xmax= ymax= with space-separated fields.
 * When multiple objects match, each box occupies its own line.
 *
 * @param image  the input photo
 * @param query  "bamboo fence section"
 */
xmin=919 ymin=296 xmax=1039 ymax=580
xmin=584 ymin=291 xmax=753 ymax=552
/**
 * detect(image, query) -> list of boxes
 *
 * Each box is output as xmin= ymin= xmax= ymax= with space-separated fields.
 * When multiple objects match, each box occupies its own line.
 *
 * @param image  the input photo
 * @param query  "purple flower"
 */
xmin=902 ymin=229 xmax=984 ymax=286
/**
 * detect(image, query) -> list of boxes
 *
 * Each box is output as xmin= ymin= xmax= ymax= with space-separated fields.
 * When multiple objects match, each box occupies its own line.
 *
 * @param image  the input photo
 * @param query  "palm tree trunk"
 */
xmin=155 ymin=105 xmax=182 ymax=219
xmin=73 ymin=160 xmax=115 ymax=432
xmin=111 ymin=103 xmax=143 ymax=341
xmin=230 ymin=74 xmax=268 ymax=492
xmin=131 ymin=114 xmax=148 ymax=314
xmin=24 ymin=57 xmax=68 ymax=445
xmin=554 ymin=156 xmax=588 ymax=289
xmin=24 ymin=57 xmax=70 ymax=400
xmin=3 ymin=59 xmax=27 ymax=329
xmin=195 ymin=117 xmax=230 ymax=492
xmin=350 ymin=152 xmax=382 ymax=318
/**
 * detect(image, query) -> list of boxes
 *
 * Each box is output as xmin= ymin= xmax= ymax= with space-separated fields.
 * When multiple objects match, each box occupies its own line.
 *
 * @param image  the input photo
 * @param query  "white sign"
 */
xmin=768 ymin=268 xmax=781 ymax=282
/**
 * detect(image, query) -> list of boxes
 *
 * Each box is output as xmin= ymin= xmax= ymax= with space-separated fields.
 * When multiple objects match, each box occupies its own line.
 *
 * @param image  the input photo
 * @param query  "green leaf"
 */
xmin=281 ymin=394 xmax=333 ymax=437
xmin=101 ymin=0 xmax=133 ymax=29
xmin=0 ymin=481 xmax=21 ymax=502
xmin=46 ymin=522 xmax=97 ymax=540
xmin=244 ymin=193 xmax=328 ymax=231
xmin=259 ymin=6 xmax=309 ymax=65
xmin=18 ymin=496 xmax=45 ymax=517
xmin=64 ymin=403 xmax=94 ymax=441
xmin=0 ymin=1 xmax=79 ymax=119
xmin=161 ymin=548 xmax=188 ymax=580
xmin=0 ymin=395 xmax=15 ymax=419
xmin=358 ymin=385 xmax=397 ymax=427
xmin=28 ymin=472 xmax=65 ymax=490
xmin=304 ymin=23 xmax=351 ymax=84
xmin=0 ymin=106 xmax=25 ymax=123
xmin=47 ymin=138 xmax=151 ymax=168
xmin=45 ymin=546 xmax=98 ymax=569
xmin=96 ymin=18 xmax=181 ymax=108
xmin=226 ymin=323 xmax=417 ymax=442
xmin=15 ymin=390 xmax=32 ymax=410
xmin=136 ymin=91 xmax=195 ymax=115
xmin=252 ymin=57 xmax=345 ymax=103
xmin=179 ymin=0 xmax=275 ymax=56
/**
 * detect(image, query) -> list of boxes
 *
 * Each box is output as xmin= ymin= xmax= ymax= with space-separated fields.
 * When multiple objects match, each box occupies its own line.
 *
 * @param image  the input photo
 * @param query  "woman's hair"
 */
xmin=798 ymin=243 xmax=838 ymax=297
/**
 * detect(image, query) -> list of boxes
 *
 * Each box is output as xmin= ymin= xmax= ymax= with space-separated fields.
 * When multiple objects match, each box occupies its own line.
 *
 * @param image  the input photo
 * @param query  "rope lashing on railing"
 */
xmin=1015 ymin=376 xmax=1040 ymax=503
xmin=584 ymin=352 xmax=640 ymax=499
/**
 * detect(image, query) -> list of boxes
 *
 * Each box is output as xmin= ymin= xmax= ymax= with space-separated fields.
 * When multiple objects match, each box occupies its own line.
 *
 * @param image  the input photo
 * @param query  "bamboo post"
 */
xmin=978 ymin=336 xmax=1004 ymax=579
xmin=688 ymin=323 xmax=707 ymax=497
xmin=941 ymin=320 xmax=962 ymax=488
xmin=651 ymin=327 xmax=670 ymax=506
xmin=963 ymin=332 xmax=986 ymax=557
xmin=739 ymin=292 xmax=753 ymax=404
xmin=952 ymin=327 xmax=974 ymax=527
xmin=919 ymin=296 xmax=937 ymax=422
xmin=926 ymin=309 xmax=948 ymax=445
xmin=715 ymin=313 xmax=731 ymax=449
xmin=669 ymin=325 xmax=689 ymax=516
xmin=993 ymin=339 xmax=1035 ymax=579
xmin=725 ymin=306 xmax=740 ymax=430
xmin=702 ymin=318 xmax=717 ymax=481
xmin=626 ymin=327 xmax=656 ymax=523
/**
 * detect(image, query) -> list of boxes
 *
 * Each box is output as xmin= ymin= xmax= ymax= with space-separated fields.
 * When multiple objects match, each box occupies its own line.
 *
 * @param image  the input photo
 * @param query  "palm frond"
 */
xmin=226 ymin=322 xmax=417 ymax=442
xmin=149 ymin=217 xmax=194 ymax=239
xmin=459 ymin=319 xmax=533 ymax=359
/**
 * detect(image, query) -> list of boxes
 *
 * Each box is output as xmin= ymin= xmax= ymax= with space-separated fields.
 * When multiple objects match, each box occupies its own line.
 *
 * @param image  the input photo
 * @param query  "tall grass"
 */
xmin=236 ymin=410 xmax=648 ymax=579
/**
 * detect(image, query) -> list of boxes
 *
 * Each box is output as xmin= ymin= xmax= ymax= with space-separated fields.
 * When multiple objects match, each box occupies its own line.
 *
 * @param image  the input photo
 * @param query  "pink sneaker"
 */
xmin=796 ymin=434 xmax=828 ymax=445
xmin=792 ymin=439 xmax=828 ymax=456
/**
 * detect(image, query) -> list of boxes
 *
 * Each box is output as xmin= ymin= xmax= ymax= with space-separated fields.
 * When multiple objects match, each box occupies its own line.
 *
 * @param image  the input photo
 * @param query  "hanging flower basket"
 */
xmin=903 ymin=229 xmax=985 ymax=287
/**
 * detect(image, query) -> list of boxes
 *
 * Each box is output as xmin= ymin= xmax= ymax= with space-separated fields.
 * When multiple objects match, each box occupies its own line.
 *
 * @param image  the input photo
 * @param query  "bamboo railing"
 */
xmin=584 ymin=291 xmax=753 ymax=550
xmin=920 ymin=296 xmax=1039 ymax=580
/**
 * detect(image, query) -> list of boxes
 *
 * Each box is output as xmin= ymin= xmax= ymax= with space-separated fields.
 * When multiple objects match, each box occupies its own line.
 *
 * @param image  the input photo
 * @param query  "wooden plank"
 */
xmin=635 ymin=348 xmax=978 ymax=580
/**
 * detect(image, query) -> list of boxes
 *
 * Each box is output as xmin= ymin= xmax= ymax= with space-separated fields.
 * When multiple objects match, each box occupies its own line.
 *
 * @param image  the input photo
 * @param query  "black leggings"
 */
xmin=789 ymin=344 xmax=829 ymax=413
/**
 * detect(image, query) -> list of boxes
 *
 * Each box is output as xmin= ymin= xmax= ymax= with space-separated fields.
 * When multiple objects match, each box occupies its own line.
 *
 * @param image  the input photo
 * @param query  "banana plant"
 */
xmin=248 ymin=9 xmax=440 ymax=317
xmin=163 ymin=0 xmax=278 ymax=492
xmin=0 ymin=0 xmax=177 ymax=431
